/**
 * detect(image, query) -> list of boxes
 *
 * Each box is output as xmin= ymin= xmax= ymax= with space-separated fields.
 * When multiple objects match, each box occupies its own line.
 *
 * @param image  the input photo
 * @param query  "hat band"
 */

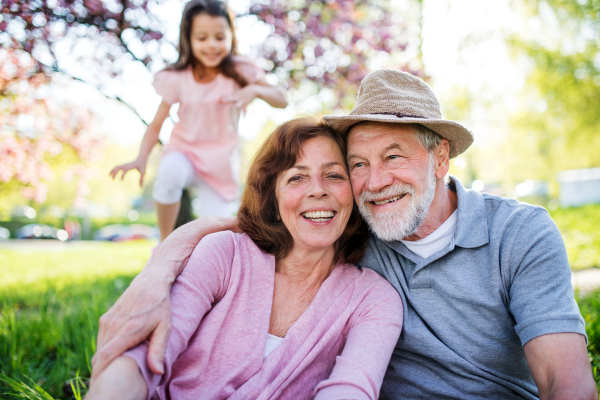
xmin=372 ymin=112 xmax=427 ymax=119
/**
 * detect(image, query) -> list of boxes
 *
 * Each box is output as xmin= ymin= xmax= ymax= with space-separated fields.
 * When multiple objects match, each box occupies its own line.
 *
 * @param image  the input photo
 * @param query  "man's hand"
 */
xmin=91 ymin=216 xmax=239 ymax=381
xmin=524 ymin=332 xmax=597 ymax=400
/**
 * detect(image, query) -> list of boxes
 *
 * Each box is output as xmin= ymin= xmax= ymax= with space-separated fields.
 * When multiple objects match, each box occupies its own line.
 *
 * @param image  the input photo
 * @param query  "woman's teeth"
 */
xmin=302 ymin=210 xmax=335 ymax=222
xmin=372 ymin=194 xmax=403 ymax=205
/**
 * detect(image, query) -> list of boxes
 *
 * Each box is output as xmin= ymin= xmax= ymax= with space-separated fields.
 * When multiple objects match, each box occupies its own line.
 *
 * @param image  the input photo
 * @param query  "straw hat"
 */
xmin=324 ymin=69 xmax=473 ymax=159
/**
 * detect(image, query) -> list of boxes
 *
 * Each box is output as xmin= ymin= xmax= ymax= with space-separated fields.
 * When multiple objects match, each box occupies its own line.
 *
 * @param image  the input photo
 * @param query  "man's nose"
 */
xmin=366 ymin=164 xmax=393 ymax=193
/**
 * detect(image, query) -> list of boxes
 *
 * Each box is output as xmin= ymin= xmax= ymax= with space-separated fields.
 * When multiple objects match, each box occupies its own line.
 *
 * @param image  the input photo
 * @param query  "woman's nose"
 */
xmin=308 ymin=179 xmax=329 ymax=198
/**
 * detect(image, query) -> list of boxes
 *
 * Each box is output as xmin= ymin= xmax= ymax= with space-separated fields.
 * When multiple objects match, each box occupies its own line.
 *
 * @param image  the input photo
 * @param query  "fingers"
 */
xmin=147 ymin=319 xmax=171 ymax=375
xmin=120 ymin=167 xmax=132 ymax=181
xmin=109 ymin=166 xmax=123 ymax=180
xmin=92 ymin=317 xmax=152 ymax=379
xmin=139 ymin=169 xmax=145 ymax=188
xmin=109 ymin=165 xmax=132 ymax=180
xmin=219 ymin=95 xmax=235 ymax=103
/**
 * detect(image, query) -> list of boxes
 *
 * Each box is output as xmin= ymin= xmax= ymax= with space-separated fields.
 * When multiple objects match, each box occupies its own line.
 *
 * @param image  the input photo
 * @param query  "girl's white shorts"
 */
xmin=152 ymin=151 xmax=235 ymax=217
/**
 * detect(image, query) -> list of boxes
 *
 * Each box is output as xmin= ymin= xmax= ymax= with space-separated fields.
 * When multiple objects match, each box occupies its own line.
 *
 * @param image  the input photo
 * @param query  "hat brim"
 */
xmin=324 ymin=114 xmax=474 ymax=159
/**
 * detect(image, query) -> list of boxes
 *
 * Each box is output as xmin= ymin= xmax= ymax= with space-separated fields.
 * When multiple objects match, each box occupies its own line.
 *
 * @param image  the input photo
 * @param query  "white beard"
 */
xmin=357 ymin=157 xmax=437 ymax=242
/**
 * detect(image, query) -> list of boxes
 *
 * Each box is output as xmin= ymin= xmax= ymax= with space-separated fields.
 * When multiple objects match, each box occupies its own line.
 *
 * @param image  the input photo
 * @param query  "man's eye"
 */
xmin=353 ymin=162 xmax=364 ymax=169
xmin=389 ymin=155 xmax=400 ymax=160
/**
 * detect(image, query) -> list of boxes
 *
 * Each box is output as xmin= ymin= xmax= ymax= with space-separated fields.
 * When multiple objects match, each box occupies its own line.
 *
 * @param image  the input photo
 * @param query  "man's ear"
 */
xmin=434 ymin=139 xmax=451 ymax=179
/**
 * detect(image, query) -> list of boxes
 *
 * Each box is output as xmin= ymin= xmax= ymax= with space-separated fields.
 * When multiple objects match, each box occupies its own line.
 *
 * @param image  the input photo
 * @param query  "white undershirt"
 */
xmin=264 ymin=333 xmax=285 ymax=359
xmin=400 ymin=210 xmax=458 ymax=259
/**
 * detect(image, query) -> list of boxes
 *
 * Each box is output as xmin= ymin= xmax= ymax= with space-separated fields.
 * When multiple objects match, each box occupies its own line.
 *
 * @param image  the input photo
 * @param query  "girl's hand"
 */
xmin=219 ymin=85 xmax=259 ymax=115
xmin=110 ymin=158 xmax=147 ymax=187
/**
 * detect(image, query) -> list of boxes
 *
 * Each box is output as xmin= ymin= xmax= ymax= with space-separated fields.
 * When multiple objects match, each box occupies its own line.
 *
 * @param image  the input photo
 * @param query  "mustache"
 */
xmin=358 ymin=184 xmax=416 ymax=204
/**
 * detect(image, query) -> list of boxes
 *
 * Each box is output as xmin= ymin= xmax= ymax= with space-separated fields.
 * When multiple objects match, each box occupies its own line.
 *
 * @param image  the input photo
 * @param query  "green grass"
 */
xmin=577 ymin=290 xmax=600 ymax=392
xmin=549 ymin=204 xmax=600 ymax=270
xmin=0 ymin=240 xmax=153 ymax=399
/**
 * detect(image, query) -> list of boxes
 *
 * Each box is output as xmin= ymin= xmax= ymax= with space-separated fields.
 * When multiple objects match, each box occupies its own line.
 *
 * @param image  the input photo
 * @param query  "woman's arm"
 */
xmin=109 ymin=101 xmax=171 ymax=187
xmin=314 ymin=278 xmax=403 ymax=400
xmin=85 ymin=356 xmax=147 ymax=400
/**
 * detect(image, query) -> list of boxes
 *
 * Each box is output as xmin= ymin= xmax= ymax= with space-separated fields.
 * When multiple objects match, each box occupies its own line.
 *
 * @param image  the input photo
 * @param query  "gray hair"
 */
xmin=413 ymin=124 xmax=442 ymax=153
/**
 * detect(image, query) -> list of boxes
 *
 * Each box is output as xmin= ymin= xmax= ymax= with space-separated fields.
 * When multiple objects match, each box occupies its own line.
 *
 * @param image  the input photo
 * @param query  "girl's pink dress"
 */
xmin=125 ymin=231 xmax=403 ymax=400
xmin=153 ymin=56 xmax=265 ymax=201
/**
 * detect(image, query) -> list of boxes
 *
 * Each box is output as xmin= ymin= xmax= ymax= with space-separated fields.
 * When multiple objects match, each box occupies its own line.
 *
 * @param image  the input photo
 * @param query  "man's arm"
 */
xmin=91 ymin=216 xmax=238 ymax=381
xmin=524 ymin=332 xmax=597 ymax=400
xmin=505 ymin=208 xmax=596 ymax=399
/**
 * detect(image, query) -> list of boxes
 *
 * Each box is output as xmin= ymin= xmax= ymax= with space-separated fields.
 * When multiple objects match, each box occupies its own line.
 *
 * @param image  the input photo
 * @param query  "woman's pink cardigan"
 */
xmin=125 ymin=231 xmax=403 ymax=400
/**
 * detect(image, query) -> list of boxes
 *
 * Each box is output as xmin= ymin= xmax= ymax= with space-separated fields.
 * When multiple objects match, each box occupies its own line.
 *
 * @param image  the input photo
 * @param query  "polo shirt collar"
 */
xmin=450 ymin=175 xmax=489 ymax=249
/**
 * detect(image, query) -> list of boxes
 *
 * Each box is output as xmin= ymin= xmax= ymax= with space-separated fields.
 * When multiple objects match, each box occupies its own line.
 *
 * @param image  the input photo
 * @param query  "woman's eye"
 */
xmin=328 ymin=173 xmax=344 ymax=180
xmin=289 ymin=175 xmax=302 ymax=182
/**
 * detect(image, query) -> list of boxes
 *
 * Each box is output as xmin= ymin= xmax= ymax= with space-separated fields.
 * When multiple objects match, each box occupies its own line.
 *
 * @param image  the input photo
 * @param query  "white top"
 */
xmin=400 ymin=210 xmax=458 ymax=259
xmin=264 ymin=333 xmax=285 ymax=359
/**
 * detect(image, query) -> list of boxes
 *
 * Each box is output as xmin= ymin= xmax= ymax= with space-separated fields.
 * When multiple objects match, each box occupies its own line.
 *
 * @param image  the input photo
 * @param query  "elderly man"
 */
xmin=92 ymin=70 xmax=596 ymax=399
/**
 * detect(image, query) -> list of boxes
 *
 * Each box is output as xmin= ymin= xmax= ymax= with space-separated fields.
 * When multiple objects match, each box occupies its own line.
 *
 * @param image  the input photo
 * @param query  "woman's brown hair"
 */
xmin=238 ymin=116 xmax=369 ymax=264
xmin=168 ymin=0 xmax=248 ymax=87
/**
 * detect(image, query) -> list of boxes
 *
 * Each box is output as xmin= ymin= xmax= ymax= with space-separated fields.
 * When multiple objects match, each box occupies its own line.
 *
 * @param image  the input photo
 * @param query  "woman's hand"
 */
xmin=85 ymin=356 xmax=148 ymax=400
xmin=219 ymin=85 xmax=259 ymax=115
xmin=110 ymin=157 xmax=148 ymax=188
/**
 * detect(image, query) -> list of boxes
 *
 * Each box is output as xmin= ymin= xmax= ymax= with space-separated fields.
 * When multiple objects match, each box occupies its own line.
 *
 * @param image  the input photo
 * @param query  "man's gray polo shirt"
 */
xmin=358 ymin=177 xmax=586 ymax=399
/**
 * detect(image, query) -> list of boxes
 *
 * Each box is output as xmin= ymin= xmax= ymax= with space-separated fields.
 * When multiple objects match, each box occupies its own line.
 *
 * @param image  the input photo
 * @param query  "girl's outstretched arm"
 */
xmin=85 ymin=356 xmax=148 ymax=400
xmin=251 ymin=76 xmax=288 ymax=108
xmin=109 ymin=101 xmax=171 ymax=187
xmin=220 ymin=77 xmax=287 ymax=113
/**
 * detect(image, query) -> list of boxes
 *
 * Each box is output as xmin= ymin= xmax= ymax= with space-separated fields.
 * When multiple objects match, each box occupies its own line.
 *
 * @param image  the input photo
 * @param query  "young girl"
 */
xmin=110 ymin=0 xmax=287 ymax=242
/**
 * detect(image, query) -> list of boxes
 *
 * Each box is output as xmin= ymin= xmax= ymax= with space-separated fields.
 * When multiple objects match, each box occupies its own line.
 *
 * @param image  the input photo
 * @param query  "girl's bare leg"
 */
xmin=156 ymin=200 xmax=181 ymax=242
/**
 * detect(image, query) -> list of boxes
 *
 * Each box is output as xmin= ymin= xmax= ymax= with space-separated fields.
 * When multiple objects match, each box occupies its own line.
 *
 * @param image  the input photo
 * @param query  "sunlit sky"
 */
xmin=64 ymin=0 xmax=527 ymax=148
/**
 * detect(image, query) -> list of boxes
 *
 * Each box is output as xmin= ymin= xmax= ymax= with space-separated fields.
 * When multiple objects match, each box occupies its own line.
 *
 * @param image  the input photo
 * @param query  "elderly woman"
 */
xmin=85 ymin=117 xmax=402 ymax=400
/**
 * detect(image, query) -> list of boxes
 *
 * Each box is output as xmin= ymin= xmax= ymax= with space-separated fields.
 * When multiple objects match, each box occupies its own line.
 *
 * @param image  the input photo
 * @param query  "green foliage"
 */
xmin=503 ymin=0 xmax=600 ymax=182
xmin=577 ymin=289 xmax=600 ymax=391
xmin=549 ymin=204 xmax=600 ymax=270
xmin=0 ymin=241 xmax=152 ymax=399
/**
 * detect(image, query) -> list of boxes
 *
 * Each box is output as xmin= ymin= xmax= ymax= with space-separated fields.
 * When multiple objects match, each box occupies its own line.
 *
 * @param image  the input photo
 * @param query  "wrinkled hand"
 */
xmin=219 ymin=85 xmax=258 ymax=115
xmin=110 ymin=158 xmax=147 ymax=187
xmin=91 ymin=216 xmax=239 ymax=382
xmin=91 ymin=248 xmax=177 ymax=382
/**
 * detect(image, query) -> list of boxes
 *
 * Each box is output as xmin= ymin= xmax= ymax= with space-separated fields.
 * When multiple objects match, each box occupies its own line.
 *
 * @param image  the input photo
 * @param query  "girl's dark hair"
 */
xmin=169 ymin=0 xmax=248 ymax=87
xmin=238 ymin=116 xmax=369 ymax=264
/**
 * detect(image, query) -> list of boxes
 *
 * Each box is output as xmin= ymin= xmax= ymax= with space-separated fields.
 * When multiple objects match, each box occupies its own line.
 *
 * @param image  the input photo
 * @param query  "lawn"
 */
xmin=549 ymin=204 xmax=600 ymax=270
xmin=1 ymin=204 xmax=600 ymax=398
xmin=0 ymin=240 xmax=153 ymax=399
